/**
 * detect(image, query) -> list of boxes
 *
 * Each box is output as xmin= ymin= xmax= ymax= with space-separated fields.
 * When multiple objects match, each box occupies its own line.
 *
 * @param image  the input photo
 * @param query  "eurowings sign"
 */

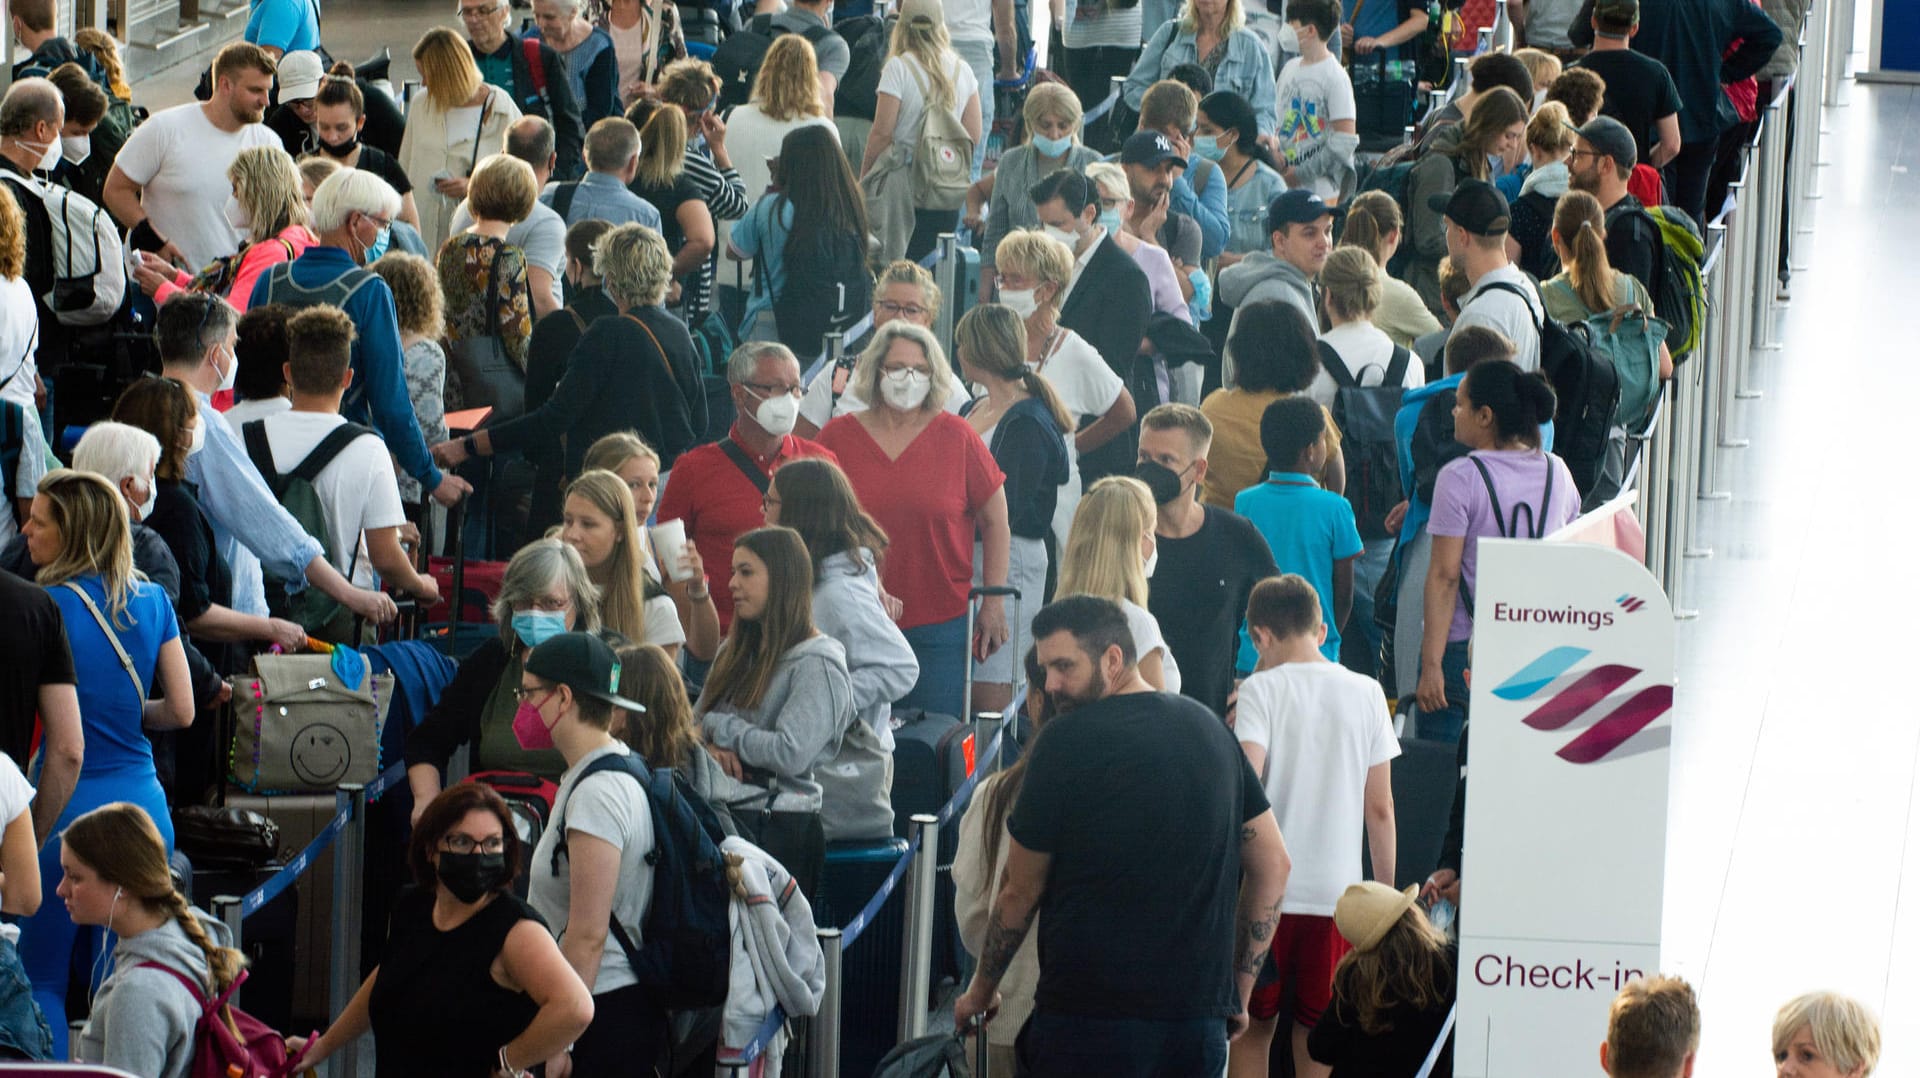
xmin=1455 ymin=538 xmax=1676 ymax=1076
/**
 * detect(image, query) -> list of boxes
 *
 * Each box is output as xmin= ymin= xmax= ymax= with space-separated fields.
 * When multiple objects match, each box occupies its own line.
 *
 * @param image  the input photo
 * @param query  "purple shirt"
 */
xmin=1427 ymin=449 xmax=1581 ymax=641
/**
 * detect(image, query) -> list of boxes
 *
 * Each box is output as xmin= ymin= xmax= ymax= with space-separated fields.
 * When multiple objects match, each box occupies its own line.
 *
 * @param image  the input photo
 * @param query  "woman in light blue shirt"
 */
xmin=728 ymin=125 xmax=868 ymax=349
xmin=1197 ymin=90 xmax=1288 ymax=260
xmin=1123 ymin=0 xmax=1277 ymax=139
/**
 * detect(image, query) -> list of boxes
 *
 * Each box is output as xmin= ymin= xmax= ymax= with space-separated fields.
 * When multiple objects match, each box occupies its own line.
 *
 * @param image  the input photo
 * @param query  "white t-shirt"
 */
xmin=1456 ymin=265 xmax=1545 ymax=373
xmin=799 ymin=360 xmax=970 ymax=429
xmin=223 ymin=395 xmax=292 ymax=436
xmin=0 ymin=403 xmax=48 ymax=543
xmin=256 ymin=411 xmax=406 ymax=589
xmin=643 ymin=593 xmax=687 ymax=650
xmin=112 ymin=104 xmax=281 ymax=270
xmin=1032 ymin=327 xmax=1124 ymax=549
xmin=1274 ymin=54 xmax=1357 ymax=201
xmin=876 ymin=54 xmax=979 ymax=155
xmin=529 ymin=742 xmax=657 ymax=994
xmin=1120 ymin=597 xmax=1181 ymax=696
xmin=1308 ymin=322 xmax=1424 ymax=408
xmin=0 ymin=755 xmax=30 ymax=944
xmin=1235 ymin=660 xmax=1399 ymax=914
xmin=0 ymin=277 xmax=39 ymax=414
xmin=945 ymin=0 xmax=994 ymax=44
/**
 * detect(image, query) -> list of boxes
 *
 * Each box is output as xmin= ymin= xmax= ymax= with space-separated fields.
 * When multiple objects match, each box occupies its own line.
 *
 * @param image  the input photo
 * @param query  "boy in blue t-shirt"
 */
xmin=1235 ymin=397 xmax=1363 ymax=668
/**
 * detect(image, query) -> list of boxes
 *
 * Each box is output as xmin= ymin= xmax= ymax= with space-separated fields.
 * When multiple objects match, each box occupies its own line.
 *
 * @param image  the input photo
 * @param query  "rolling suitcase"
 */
xmin=191 ymin=863 xmax=299 ymax=1033
xmin=424 ymin=499 xmax=509 ymax=661
xmin=222 ymin=793 xmax=337 ymax=1030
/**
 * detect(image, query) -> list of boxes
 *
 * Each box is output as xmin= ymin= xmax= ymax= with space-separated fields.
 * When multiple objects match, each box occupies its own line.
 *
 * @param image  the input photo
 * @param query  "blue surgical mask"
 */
xmin=366 ymin=224 xmax=392 ymax=263
xmin=1193 ymin=134 xmax=1230 ymax=162
xmin=512 ymin=609 xmax=566 ymax=649
xmin=1096 ymin=208 xmax=1123 ymax=234
xmin=1030 ymin=132 xmax=1073 ymax=158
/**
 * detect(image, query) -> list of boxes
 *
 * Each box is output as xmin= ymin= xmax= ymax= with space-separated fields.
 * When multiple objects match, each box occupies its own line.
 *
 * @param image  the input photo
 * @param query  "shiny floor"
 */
xmin=1662 ymin=78 xmax=1919 ymax=1073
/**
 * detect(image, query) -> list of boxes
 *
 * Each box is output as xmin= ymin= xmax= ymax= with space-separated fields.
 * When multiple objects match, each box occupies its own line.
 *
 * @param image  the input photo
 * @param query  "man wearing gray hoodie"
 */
xmin=1218 ymin=189 xmax=1333 ymax=387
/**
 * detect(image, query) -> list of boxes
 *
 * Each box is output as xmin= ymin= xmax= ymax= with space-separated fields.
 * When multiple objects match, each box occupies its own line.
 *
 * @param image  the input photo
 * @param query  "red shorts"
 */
xmin=1248 ymin=914 xmax=1351 ymax=1026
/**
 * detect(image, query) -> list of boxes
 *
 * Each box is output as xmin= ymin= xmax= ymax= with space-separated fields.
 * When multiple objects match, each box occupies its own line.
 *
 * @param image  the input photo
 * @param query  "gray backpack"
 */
xmin=871 ymin=1030 xmax=969 ymax=1078
xmin=905 ymin=61 xmax=973 ymax=212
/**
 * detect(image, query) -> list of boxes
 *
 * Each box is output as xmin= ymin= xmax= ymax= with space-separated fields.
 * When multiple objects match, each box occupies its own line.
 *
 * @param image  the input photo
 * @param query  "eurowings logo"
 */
xmin=1491 ymin=646 xmax=1672 ymax=764
xmin=1616 ymin=594 xmax=1647 ymax=613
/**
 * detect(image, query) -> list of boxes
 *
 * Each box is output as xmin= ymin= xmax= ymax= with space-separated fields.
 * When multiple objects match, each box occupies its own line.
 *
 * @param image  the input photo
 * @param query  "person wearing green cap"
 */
xmin=517 ymin=630 xmax=669 ymax=1077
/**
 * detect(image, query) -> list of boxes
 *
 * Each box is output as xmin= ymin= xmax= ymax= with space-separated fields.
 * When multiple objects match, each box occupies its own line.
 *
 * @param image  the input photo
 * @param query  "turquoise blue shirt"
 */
xmin=731 ymin=193 xmax=795 ymax=340
xmin=1235 ymin=471 xmax=1364 ymax=666
xmin=246 ymin=0 xmax=320 ymax=53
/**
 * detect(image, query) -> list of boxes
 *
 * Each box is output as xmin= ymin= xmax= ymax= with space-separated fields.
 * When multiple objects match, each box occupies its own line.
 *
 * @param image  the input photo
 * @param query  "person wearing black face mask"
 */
xmin=310 ymin=69 xmax=422 ymax=231
xmin=516 ymin=631 xmax=678 ymax=1078
xmin=291 ymin=782 xmax=594 ymax=1078
xmin=1137 ymin=403 xmax=1276 ymax=718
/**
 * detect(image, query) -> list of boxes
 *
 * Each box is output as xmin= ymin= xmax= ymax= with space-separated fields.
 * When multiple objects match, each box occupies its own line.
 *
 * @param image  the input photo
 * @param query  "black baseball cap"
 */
xmin=1120 ymin=130 xmax=1188 ymax=169
xmin=1577 ymin=115 xmax=1638 ymax=170
xmin=1429 ymin=179 xmax=1512 ymax=236
xmin=525 ymin=632 xmax=646 ymax=713
xmin=1266 ymin=189 xmax=1334 ymax=234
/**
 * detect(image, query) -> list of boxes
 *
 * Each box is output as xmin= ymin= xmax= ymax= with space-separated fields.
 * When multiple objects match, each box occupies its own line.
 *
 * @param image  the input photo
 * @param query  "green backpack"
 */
xmin=243 ymin=419 xmax=375 ymax=642
xmin=1639 ymin=205 xmax=1705 ymax=362
xmin=1545 ymin=278 xmax=1669 ymax=434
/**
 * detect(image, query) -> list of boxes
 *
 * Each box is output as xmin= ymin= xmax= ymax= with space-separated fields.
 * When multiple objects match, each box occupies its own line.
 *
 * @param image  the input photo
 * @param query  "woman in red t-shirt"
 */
xmin=817 ymin=321 xmax=1011 ymax=719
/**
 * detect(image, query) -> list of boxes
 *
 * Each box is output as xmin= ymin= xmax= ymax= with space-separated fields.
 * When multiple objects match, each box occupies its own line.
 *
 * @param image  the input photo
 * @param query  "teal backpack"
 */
xmin=1545 ymin=278 xmax=1669 ymax=433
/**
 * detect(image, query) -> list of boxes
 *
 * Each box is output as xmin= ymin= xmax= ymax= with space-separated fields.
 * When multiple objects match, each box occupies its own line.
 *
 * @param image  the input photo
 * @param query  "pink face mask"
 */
xmin=512 ymin=694 xmax=556 ymax=751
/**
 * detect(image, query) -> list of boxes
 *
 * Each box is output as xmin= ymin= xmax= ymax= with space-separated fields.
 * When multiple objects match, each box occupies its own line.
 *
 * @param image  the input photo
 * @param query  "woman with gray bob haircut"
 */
xmin=431 ymin=221 xmax=707 ymax=484
xmin=403 ymin=538 xmax=604 ymax=820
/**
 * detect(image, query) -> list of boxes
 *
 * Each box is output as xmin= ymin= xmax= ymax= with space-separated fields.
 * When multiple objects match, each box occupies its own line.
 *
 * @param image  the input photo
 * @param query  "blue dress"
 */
xmin=21 ymin=574 xmax=179 ymax=1060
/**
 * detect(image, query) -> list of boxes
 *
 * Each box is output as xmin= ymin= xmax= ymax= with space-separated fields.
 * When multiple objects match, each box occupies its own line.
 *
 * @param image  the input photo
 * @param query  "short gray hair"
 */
xmin=492 ymin=538 xmax=602 ymax=647
xmin=593 ymin=222 xmax=673 ymax=307
xmin=309 ymin=168 xmax=402 ymax=233
xmin=0 ymin=78 xmax=62 ymax=137
xmin=73 ymin=422 xmax=161 ymax=486
xmin=535 ymin=0 xmax=584 ymax=12
xmin=855 ymin=320 xmax=956 ymax=415
xmin=727 ymin=340 xmax=797 ymax=385
xmin=504 ymin=115 xmax=555 ymax=166
xmin=584 ymin=117 xmax=640 ymax=173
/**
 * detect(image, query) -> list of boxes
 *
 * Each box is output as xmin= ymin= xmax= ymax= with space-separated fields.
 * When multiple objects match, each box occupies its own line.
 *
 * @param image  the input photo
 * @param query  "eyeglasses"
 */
xmin=762 ymin=494 xmax=783 ymax=513
xmin=510 ymin=686 xmax=555 ymax=704
xmin=440 ymin=834 xmax=506 ymax=854
xmin=743 ymin=380 xmax=802 ymax=398
xmin=1567 ymin=149 xmax=1600 ymax=162
xmin=512 ymin=596 xmax=570 ymax=613
xmin=457 ymin=2 xmax=503 ymax=17
xmin=876 ymin=301 xmax=929 ymax=319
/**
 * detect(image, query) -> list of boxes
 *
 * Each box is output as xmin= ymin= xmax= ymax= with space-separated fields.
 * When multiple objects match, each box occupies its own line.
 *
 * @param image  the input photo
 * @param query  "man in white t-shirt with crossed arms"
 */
xmin=1231 ymin=573 xmax=1399 ymax=1078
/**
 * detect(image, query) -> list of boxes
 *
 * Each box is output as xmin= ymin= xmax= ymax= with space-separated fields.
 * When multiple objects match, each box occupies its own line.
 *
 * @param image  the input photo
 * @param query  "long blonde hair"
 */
xmin=582 ymin=430 xmax=660 ymax=476
xmin=230 ymin=145 xmax=309 ymax=244
xmin=1553 ymin=189 xmax=1619 ymax=315
xmin=413 ymin=27 xmax=484 ymax=108
xmin=635 ymin=106 xmax=688 ymax=189
xmin=34 ymin=469 xmax=144 ymax=625
xmin=64 ymin=803 xmax=247 ymax=995
xmin=753 ymin=34 xmax=825 ymax=122
xmin=953 ymin=304 xmax=1073 ymax=432
xmin=1058 ymin=477 xmax=1154 ymax=608
xmin=889 ymin=0 xmax=957 ymax=113
xmin=564 ymin=470 xmax=657 ymax=644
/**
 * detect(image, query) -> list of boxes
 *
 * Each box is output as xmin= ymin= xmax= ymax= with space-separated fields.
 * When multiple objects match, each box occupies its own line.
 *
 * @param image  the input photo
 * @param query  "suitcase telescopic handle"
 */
xmin=968 ymin=586 xmax=1021 ymax=600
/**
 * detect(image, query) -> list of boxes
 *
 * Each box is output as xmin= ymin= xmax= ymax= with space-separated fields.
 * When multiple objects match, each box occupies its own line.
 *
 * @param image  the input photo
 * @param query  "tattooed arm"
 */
xmin=953 ymin=836 xmax=1052 ymax=1031
xmin=1230 ymin=809 xmax=1290 ymax=1039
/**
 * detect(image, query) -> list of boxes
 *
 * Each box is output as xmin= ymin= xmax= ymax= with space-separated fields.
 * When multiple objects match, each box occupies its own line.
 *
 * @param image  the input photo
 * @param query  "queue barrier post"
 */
xmin=213 ymin=896 xmax=244 ymax=1008
xmin=1636 ymin=392 xmax=1670 ymax=591
xmin=935 ymin=233 xmax=960 ymax=358
xmin=812 ymin=928 xmax=844 ymax=1078
xmin=329 ymin=783 xmax=367 ymax=1078
xmin=1674 ymin=296 xmax=1713 ymax=571
xmin=896 ymin=814 xmax=940 ymax=1044
xmin=1715 ymin=191 xmax=1751 ymax=453
xmin=1735 ymin=141 xmax=1767 ymax=402
xmin=1754 ymin=100 xmax=1788 ymax=351
xmin=1823 ymin=0 xmax=1851 ymax=108
xmin=1697 ymin=224 xmax=1732 ymax=501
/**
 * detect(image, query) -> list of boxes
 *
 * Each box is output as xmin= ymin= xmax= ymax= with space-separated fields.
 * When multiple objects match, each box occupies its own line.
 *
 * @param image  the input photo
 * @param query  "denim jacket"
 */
xmin=1124 ymin=23 xmax=1278 ymax=137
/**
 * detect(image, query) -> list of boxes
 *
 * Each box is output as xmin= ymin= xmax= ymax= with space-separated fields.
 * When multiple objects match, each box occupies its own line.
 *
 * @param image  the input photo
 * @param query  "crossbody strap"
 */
xmin=60 ymin=581 xmax=145 ymax=705
xmin=621 ymin=311 xmax=678 ymax=384
xmin=717 ymin=437 xmax=772 ymax=494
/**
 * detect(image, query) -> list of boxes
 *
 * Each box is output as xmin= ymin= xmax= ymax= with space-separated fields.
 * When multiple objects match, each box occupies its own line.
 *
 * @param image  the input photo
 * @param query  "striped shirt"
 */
xmin=681 ymin=140 xmax=749 ymax=321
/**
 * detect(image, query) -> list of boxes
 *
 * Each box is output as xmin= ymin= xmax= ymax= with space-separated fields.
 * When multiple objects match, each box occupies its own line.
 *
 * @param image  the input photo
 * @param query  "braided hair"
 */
xmin=63 ymin=803 xmax=245 ymax=994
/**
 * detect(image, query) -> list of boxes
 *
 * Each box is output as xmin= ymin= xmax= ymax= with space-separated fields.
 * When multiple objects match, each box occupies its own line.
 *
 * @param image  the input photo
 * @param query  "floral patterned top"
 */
xmin=397 ymin=338 xmax=449 ymax=504
xmin=437 ymin=234 xmax=533 ymax=384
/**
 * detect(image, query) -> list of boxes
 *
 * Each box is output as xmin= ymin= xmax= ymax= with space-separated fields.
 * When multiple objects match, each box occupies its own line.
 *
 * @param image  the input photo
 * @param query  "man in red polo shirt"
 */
xmin=657 ymin=341 xmax=838 ymax=631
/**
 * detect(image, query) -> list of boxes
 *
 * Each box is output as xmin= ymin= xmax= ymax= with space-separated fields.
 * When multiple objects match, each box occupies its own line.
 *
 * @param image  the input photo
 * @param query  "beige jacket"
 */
xmin=398 ymin=84 xmax=522 ymax=255
xmin=952 ymin=772 xmax=1040 ymax=1048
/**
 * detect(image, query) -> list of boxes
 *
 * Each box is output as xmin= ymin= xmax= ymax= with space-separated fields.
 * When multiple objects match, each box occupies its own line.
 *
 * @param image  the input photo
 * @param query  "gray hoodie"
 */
xmin=700 ymin=634 xmax=856 ymax=817
xmin=811 ymin=550 xmax=919 ymax=741
xmin=76 ymin=910 xmax=233 ymax=1078
xmin=1219 ymin=251 xmax=1318 ymax=387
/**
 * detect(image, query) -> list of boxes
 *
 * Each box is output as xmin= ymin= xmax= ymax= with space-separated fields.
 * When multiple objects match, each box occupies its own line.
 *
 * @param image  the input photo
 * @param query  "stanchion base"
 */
xmin=1698 ymin=491 xmax=1733 ymax=501
xmin=1673 ymin=607 xmax=1700 ymax=621
xmin=1719 ymin=437 xmax=1751 ymax=448
xmin=1684 ymin=546 xmax=1713 ymax=558
xmin=1735 ymin=389 xmax=1765 ymax=399
xmin=1756 ymin=342 xmax=1783 ymax=351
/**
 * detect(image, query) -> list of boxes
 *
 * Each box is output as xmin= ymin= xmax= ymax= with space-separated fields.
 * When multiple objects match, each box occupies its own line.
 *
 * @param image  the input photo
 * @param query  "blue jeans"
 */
xmin=1016 ymin=1012 xmax=1228 ymax=1077
xmin=899 ymin=614 xmax=969 ymax=718
xmin=1414 ymin=638 xmax=1471 ymax=743
xmin=0 ymin=936 xmax=49 ymax=1060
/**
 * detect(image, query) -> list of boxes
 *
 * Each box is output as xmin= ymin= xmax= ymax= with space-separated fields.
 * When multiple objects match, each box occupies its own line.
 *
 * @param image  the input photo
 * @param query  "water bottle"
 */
xmin=1491 ymin=0 xmax=1515 ymax=52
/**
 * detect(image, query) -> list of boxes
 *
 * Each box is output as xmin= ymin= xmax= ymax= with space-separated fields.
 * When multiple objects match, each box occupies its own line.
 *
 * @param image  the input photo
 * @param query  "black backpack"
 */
xmin=711 ymin=14 xmax=838 ymax=111
xmin=1319 ymin=341 xmax=1413 ymax=540
xmin=549 ymin=752 xmax=733 ymax=1010
xmin=1478 ymin=281 xmax=1619 ymax=499
xmin=242 ymin=419 xmax=375 ymax=641
xmin=832 ymin=13 xmax=890 ymax=120
xmin=770 ymin=221 xmax=871 ymax=363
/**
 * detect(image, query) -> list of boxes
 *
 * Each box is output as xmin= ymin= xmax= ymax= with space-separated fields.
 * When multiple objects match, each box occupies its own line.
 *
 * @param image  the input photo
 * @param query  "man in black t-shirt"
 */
xmin=1568 ymin=116 xmax=1663 ymax=296
xmin=1570 ymin=0 xmax=1682 ymax=171
xmin=1137 ymin=404 xmax=1278 ymax=717
xmin=953 ymin=596 xmax=1290 ymax=1076
xmin=0 ymin=569 xmax=82 ymax=841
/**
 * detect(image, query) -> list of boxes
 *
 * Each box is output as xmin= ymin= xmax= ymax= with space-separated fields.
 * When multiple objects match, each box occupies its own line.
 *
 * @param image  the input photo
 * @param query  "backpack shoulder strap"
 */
xmin=552 ymin=180 xmax=580 ymax=221
xmin=749 ymin=13 xmax=776 ymax=34
xmin=289 ymin=421 xmax=377 ymax=485
xmin=522 ymin=37 xmax=547 ymax=94
xmin=1385 ymin=346 xmax=1412 ymax=388
xmin=0 ymin=402 xmax=20 ymax=503
xmin=800 ymin=21 xmax=835 ymax=43
xmin=1476 ymin=279 xmax=1545 ymax=333
xmin=242 ymin=419 xmax=281 ymax=492
xmin=1317 ymin=341 xmax=1358 ymax=389
xmin=549 ymin=751 xmax=649 ymax=875
xmin=565 ymin=306 xmax=587 ymax=334
xmin=1467 ymin=453 xmax=1510 ymax=538
xmin=135 ymin=961 xmax=211 ymax=1007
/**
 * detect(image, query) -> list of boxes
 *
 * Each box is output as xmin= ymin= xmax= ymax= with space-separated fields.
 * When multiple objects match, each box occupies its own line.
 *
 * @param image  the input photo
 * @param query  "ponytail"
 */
xmin=1463 ymin=359 xmax=1555 ymax=447
xmin=1021 ymin=369 xmax=1075 ymax=434
xmin=163 ymin=890 xmax=246 ymax=995
xmin=1552 ymin=189 xmax=1617 ymax=314
xmin=1340 ymin=191 xmax=1403 ymax=268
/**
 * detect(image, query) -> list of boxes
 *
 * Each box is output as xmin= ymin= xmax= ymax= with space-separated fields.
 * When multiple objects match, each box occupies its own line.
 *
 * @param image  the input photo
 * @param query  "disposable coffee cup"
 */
xmin=651 ymin=519 xmax=695 ymax=582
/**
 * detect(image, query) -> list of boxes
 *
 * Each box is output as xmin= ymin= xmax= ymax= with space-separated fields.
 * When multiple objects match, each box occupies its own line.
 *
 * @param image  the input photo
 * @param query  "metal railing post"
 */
xmin=1697 ymin=224 xmax=1732 ymax=500
xmin=330 ymin=784 xmax=367 ymax=1078
xmin=1638 ymin=400 xmax=1669 ymax=586
xmin=1716 ymin=191 xmax=1751 ymax=452
xmin=213 ymin=895 xmax=244 ymax=1008
xmin=897 ymin=814 xmax=940 ymax=1043
xmin=811 ymin=928 xmax=843 ymax=1078
xmin=973 ymin=712 xmax=1003 ymax=782
xmin=1755 ymin=99 xmax=1789 ymax=348
xmin=1822 ymin=0 xmax=1850 ymax=107
xmin=1735 ymin=146 xmax=1766 ymax=401
xmin=1674 ymin=317 xmax=1711 ymax=567
xmin=935 ymin=233 xmax=960 ymax=358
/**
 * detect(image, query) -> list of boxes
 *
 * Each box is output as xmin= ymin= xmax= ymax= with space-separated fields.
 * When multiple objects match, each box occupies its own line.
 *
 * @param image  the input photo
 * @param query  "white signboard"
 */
xmin=1454 ymin=538 xmax=1676 ymax=1076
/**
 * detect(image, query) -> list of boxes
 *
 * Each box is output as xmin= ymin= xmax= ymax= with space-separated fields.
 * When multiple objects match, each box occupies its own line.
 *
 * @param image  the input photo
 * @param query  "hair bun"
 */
xmin=1523 ymin=370 xmax=1558 ymax=423
xmin=328 ymin=61 xmax=354 ymax=77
